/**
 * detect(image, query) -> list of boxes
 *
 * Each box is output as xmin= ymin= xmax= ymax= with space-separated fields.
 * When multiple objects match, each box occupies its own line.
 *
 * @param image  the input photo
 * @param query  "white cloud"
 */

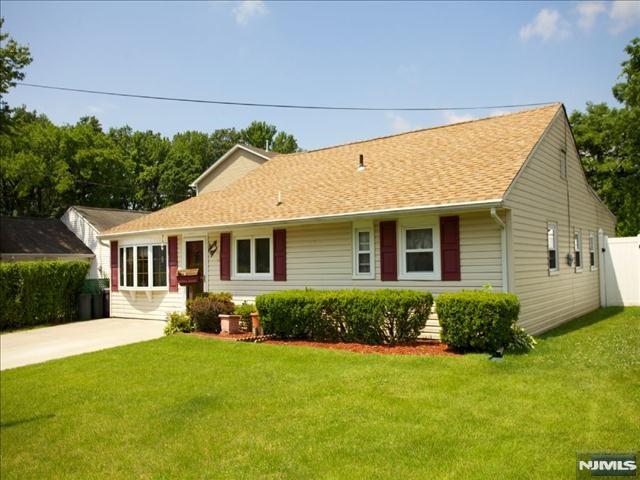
xmin=576 ymin=1 xmax=607 ymax=30
xmin=232 ymin=0 xmax=268 ymax=26
xmin=519 ymin=9 xmax=570 ymax=42
xmin=442 ymin=111 xmax=476 ymax=125
xmin=609 ymin=0 xmax=640 ymax=33
xmin=386 ymin=112 xmax=412 ymax=133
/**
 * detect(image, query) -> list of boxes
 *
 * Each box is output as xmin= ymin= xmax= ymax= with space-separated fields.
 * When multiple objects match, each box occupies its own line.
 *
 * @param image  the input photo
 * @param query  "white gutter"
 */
xmin=490 ymin=207 xmax=509 ymax=292
xmin=98 ymin=199 xmax=503 ymax=239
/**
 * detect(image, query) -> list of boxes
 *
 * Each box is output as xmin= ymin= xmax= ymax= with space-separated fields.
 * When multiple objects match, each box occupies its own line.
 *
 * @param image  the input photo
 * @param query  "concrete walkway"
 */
xmin=0 ymin=318 xmax=165 ymax=370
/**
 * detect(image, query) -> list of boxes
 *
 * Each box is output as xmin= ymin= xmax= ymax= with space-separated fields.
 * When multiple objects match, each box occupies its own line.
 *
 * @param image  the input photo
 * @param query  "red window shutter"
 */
xmin=220 ymin=233 xmax=231 ymax=281
xmin=273 ymin=229 xmax=287 ymax=281
xmin=168 ymin=236 xmax=178 ymax=292
xmin=380 ymin=221 xmax=397 ymax=281
xmin=440 ymin=216 xmax=461 ymax=281
xmin=110 ymin=240 xmax=118 ymax=292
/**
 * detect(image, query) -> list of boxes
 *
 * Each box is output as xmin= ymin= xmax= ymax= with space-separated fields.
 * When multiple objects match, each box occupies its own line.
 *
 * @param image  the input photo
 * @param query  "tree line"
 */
xmin=0 ymin=110 xmax=298 ymax=216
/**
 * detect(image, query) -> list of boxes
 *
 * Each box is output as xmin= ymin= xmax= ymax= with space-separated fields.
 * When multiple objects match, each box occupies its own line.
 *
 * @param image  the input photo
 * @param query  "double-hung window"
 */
xmin=399 ymin=220 xmax=440 ymax=280
xmin=574 ymin=229 xmax=582 ymax=271
xmin=119 ymin=244 xmax=167 ymax=289
xmin=352 ymin=222 xmax=374 ymax=279
xmin=233 ymin=234 xmax=272 ymax=279
xmin=589 ymin=233 xmax=597 ymax=270
xmin=548 ymin=222 xmax=559 ymax=273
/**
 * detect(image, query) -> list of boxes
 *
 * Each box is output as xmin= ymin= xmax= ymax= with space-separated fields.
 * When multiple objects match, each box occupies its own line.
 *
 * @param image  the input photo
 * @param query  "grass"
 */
xmin=1 ymin=307 xmax=639 ymax=479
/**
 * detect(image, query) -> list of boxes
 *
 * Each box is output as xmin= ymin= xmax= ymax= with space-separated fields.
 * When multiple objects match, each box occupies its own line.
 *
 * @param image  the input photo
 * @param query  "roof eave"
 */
xmin=98 ymin=198 xmax=504 ymax=239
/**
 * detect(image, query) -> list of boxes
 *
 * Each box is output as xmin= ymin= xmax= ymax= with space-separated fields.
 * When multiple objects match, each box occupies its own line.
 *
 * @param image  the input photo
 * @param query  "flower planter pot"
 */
xmin=250 ymin=312 xmax=262 ymax=336
xmin=219 ymin=314 xmax=241 ymax=334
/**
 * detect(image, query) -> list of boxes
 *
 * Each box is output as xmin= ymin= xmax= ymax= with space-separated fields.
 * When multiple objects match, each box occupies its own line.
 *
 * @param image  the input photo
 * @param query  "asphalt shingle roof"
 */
xmin=104 ymin=104 xmax=561 ymax=236
xmin=0 ymin=217 xmax=94 ymax=255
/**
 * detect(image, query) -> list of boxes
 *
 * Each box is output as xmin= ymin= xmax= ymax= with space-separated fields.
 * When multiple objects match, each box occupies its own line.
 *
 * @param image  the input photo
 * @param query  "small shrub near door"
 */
xmin=186 ymin=292 xmax=235 ymax=333
xmin=0 ymin=260 xmax=90 ymax=330
xmin=256 ymin=289 xmax=433 ymax=345
xmin=436 ymin=291 xmax=521 ymax=352
xmin=164 ymin=312 xmax=194 ymax=335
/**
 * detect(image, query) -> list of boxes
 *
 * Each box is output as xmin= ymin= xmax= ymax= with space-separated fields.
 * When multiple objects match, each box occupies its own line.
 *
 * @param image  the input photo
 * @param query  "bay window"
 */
xmin=233 ymin=234 xmax=272 ymax=279
xmin=119 ymin=244 xmax=168 ymax=289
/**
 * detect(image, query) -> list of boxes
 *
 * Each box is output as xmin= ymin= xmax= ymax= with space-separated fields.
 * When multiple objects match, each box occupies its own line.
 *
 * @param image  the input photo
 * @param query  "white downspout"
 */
xmin=490 ymin=208 xmax=509 ymax=292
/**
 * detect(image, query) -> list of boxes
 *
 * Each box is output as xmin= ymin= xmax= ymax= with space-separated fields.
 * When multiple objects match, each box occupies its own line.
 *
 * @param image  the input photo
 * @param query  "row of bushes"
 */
xmin=167 ymin=288 xmax=532 ymax=353
xmin=0 ymin=260 xmax=90 ymax=330
xmin=256 ymin=289 xmax=433 ymax=345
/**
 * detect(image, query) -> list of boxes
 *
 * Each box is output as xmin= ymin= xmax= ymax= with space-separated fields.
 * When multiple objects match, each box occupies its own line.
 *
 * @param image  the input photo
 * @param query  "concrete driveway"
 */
xmin=0 ymin=318 xmax=165 ymax=370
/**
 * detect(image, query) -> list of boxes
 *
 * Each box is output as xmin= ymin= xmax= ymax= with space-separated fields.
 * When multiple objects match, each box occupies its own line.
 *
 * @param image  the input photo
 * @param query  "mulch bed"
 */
xmin=263 ymin=339 xmax=460 ymax=356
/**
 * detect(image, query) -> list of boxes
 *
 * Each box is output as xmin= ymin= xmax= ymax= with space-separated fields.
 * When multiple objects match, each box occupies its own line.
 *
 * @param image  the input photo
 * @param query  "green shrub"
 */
xmin=235 ymin=302 xmax=256 ymax=332
xmin=506 ymin=326 xmax=537 ymax=353
xmin=164 ymin=311 xmax=194 ymax=335
xmin=436 ymin=290 xmax=521 ymax=352
xmin=0 ymin=260 xmax=90 ymax=331
xmin=186 ymin=292 xmax=235 ymax=333
xmin=256 ymin=289 xmax=433 ymax=345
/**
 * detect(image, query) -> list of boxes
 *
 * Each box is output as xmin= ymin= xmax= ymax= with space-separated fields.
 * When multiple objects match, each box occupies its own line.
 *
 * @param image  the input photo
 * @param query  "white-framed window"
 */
xmin=119 ymin=244 xmax=168 ymax=289
xmin=232 ymin=234 xmax=272 ymax=279
xmin=574 ymin=229 xmax=582 ymax=271
xmin=399 ymin=219 xmax=441 ymax=280
xmin=352 ymin=222 xmax=375 ymax=279
xmin=589 ymin=233 xmax=597 ymax=271
xmin=548 ymin=222 xmax=559 ymax=273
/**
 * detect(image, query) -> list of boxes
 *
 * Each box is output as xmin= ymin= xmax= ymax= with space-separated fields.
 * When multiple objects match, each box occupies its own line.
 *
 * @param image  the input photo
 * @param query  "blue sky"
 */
xmin=3 ymin=1 xmax=639 ymax=149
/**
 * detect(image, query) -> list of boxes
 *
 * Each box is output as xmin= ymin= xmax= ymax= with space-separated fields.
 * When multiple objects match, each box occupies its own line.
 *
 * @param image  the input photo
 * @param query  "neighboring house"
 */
xmin=99 ymin=104 xmax=616 ymax=335
xmin=190 ymin=144 xmax=279 ymax=195
xmin=0 ymin=216 xmax=94 ymax=262
xmin=61 ymin=206 xmax=149 ymax=279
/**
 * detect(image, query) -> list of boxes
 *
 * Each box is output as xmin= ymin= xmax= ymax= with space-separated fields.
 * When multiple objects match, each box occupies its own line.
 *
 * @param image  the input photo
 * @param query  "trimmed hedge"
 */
xmin=256 ymin=289 xmax=433 ymax=345
xmin=436 ymin=291 xmax=520 ymax=352
xmin=186 ymin=292 xmax=235 ymax=333
xmin=0 ymin=260 xmax=90 ymax=331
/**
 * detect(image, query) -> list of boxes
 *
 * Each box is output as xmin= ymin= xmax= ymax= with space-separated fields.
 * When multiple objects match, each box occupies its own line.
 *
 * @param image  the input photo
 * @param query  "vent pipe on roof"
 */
xmin=265 ymin=140 xmax=270 ymax=152
xmin=276 ymin=191 xmax=282 ymax=206
xmin=357 ymin=154 xmax=365 ymax=171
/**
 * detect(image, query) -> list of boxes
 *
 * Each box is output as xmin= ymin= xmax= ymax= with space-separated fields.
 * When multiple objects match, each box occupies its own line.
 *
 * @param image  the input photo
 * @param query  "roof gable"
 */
xmin=71 ymin=206 xmax=150 ymax=232
xmin=104 ymin=104 xmax=562 ymax=236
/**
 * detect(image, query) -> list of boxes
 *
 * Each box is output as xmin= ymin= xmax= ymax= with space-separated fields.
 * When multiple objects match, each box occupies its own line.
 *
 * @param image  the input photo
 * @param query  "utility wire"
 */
xmin=16 ymin=82 xmax=556 ymax=112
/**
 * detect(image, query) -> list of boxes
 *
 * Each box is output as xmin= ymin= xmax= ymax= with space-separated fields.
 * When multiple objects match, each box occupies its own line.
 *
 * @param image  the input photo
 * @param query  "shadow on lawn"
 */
xmin=539 ymin=307 xmax=626 ymax=340
xmin=1 ymin=414 xmax=55 ymax=429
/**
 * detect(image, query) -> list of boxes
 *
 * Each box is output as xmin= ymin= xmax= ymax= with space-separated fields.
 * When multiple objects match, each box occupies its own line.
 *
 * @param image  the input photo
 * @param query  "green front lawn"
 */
xmin=1 ymin=308 xmax=639 ymax=479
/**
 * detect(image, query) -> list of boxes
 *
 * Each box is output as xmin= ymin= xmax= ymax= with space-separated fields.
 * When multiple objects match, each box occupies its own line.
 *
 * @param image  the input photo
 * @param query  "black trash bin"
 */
xmin=79 ymin=293 xmax=92 ymax=320
xmin=92 ymin=292 xmax=104 ymax=319
xmin=103 ymin=288 xmax=110 ymax=318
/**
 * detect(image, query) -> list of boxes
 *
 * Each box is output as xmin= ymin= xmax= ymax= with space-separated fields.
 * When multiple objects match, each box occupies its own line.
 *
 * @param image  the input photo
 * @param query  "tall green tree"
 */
xmin=0 ymin=18 xmax=33 ymax=133
xmin=241 ymin=121 xmax=298 ymax=153
xmin=570 ymin=37 xmax=640 ymax=236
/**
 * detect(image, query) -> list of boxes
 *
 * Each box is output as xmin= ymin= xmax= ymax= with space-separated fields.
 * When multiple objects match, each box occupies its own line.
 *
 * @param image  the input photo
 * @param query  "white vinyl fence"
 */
xmin=599 ymin=234 xmax=640 ymax=307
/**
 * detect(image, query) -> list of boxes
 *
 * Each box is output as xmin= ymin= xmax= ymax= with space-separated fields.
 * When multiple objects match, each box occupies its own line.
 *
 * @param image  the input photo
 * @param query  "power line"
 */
xmin=16 ymin=82 xmax=556 ymax=112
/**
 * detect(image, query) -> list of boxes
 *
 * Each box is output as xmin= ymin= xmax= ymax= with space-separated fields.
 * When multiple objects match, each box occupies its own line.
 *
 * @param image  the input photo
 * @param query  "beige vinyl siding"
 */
xmin=110 ymin=233 xmax=185 ymax=320
xmin=206 ymin=211 xmax=503 ymax=303
xmin=504 ymin=111 xmax=616 ymax=334
xmin=197 ymin=150 xmax=267 ymax=194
